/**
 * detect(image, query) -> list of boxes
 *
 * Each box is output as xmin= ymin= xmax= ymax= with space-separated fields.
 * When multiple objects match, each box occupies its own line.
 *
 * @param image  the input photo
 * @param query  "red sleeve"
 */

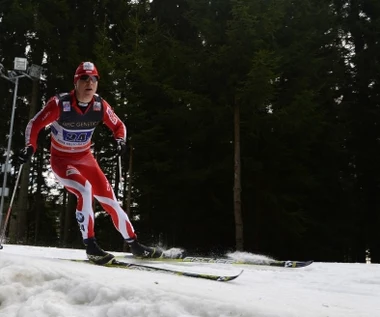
xmin=25 ymin=96 xmax=60 ymax=152
xmin=102 ymin=99 xmax=127 ymax=141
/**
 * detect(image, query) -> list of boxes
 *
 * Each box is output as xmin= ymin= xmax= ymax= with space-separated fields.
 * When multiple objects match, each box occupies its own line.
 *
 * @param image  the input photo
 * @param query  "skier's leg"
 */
xmin=79 ymin=156 xmax=137 ymax=241
xmin=51 ymin=164 xmax=95 ymax=239
xmin=50 ymin=161 xmax=114 ymax=264
xmin=82 ymin=157 xmax=163 ymax=258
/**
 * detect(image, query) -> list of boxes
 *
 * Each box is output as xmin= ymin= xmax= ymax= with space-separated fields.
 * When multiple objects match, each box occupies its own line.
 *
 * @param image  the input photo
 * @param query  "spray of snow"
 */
xmin=226 ymin=251 xmax=275 ymax=264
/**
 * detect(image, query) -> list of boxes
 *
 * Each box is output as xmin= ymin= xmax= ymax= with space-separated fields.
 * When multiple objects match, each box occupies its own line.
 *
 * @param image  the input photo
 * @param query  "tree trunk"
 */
xmin=59 ymin=189 xmax=67 ymax=246
xmin=233 ymin=101 xmax=244 ymax=250
xmin=63 ymin=192 xmax=78 ymax=246
xmin=14 ymin=163 xmax=29 ymax=244
xmin=13 ymin=80 xmax=39 ymax=243
xmin=7 ymin=167 xmax=22 ymax=243
xmin=34 ymin=150 xmax=44 ymax=244
xmin=123 ymin=144 xmax=133 ymax=252
xmin=126 ymin=144 xmax=133 ymax=218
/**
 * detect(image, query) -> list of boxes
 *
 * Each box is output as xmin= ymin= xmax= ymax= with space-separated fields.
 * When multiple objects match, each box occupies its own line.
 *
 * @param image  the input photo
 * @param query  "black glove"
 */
xmin=116 ymin=139 xmax=127 ymax=156
xmin=19 ymin=145 xmax=34 ymax=163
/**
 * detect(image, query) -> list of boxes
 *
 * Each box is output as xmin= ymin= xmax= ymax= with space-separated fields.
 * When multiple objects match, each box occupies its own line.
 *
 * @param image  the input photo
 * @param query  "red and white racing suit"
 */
xmin=25 ymin=90 xmax=136 ymax=242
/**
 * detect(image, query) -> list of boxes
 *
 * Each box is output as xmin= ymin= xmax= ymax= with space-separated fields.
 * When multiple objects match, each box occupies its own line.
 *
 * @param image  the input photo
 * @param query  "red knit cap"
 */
xmin=73 ymin=62 xmax=99 ymax=84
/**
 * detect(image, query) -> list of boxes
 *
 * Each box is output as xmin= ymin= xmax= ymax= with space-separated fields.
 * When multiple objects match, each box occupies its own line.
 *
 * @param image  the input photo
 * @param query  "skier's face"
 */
xmin=75 ymin=75 xmax=98 ymax=102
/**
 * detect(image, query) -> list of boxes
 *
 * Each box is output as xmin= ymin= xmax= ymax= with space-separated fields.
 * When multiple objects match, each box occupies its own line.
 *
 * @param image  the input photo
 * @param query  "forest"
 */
xmin=1 ymin=0 xmax=380 ymax=263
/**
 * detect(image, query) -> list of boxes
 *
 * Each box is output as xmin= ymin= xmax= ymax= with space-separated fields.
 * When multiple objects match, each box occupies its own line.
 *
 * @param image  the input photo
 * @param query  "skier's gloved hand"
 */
xmin=116 ymin=139 xmax=127 ymax=156
xmin=18 ymin=145 xmax=34 ymax=163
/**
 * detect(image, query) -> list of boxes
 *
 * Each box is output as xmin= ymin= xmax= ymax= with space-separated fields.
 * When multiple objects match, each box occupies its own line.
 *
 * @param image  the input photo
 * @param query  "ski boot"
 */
xmin=84 ymin=238 xmax=115 ymax=265
xmin=129 ymin=240 xmax=163 ymax=259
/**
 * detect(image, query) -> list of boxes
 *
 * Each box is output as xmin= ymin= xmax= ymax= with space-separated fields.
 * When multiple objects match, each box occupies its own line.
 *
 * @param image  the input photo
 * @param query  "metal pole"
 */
xmin=0 ymin=164 xmax=23 ymax=248
xmin=118 ymin=155 xmax=123 ymax=189
xmin=118 ymin=155 xmax=123 ymax=202
xmin=0 ymin=75 xmax=21 ymax=231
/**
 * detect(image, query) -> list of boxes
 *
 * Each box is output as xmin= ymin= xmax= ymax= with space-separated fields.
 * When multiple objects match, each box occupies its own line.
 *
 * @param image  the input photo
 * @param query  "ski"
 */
xmin=119 ymin=255 xmax=313 ymax=268
xmin=67 ymin=259 xmax=243 ymax=282
xmin=267 ymin=260 xmax=313 ymax=268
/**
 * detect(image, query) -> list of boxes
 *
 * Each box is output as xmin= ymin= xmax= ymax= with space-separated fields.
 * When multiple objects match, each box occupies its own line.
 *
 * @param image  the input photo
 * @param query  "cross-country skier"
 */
xmin=19 ymin=61 xmax=163 ymax=264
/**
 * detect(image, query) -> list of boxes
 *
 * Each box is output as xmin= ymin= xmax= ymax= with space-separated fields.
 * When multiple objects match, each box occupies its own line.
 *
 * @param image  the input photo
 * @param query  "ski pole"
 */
xmin=0 ymin=164 xmax=23 ymax=249
xmin=118 ymin=155 xmax=123 ymax=193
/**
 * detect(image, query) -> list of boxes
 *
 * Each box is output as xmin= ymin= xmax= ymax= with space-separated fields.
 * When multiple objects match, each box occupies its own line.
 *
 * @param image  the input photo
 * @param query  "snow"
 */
xmin=0 ymin=244 xmax=379 ymax=317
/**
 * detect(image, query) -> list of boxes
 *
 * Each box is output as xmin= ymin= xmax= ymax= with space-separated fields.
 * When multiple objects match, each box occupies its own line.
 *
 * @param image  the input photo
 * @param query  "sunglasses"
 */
xmin=79 ymin=75 xmax=99 ymax=82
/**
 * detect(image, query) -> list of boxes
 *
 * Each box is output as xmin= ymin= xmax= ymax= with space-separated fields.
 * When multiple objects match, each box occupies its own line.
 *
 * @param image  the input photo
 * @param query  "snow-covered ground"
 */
xmin=0 ymin=244 xmax=379 ymax=317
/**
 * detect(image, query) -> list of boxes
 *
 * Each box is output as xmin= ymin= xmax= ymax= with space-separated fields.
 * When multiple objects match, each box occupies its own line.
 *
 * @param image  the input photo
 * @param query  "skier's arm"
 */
xmin=102 ymin=99 xmax=127 ymax=141
xmin=25 ymin=96 xmax=60 ymax=152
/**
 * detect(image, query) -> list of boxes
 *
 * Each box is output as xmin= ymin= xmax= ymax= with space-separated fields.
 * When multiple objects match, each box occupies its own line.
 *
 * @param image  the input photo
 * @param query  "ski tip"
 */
xmin=290 ymin=260 xmax=314 ymax=268
xmin=300 ymin=260 xmax=314 ymax=266
xmin=229 ymin=269 xmax=244 ymax=281
xmin=215 ymin=269 xmax=244 ymax=282
xmin=268 ymin=259 xmax=314 ymax=268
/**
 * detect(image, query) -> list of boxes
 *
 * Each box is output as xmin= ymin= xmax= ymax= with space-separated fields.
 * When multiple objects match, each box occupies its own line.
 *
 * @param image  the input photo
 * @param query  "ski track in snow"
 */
xmin=0 ymin=244 xmax=379 ymax=317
